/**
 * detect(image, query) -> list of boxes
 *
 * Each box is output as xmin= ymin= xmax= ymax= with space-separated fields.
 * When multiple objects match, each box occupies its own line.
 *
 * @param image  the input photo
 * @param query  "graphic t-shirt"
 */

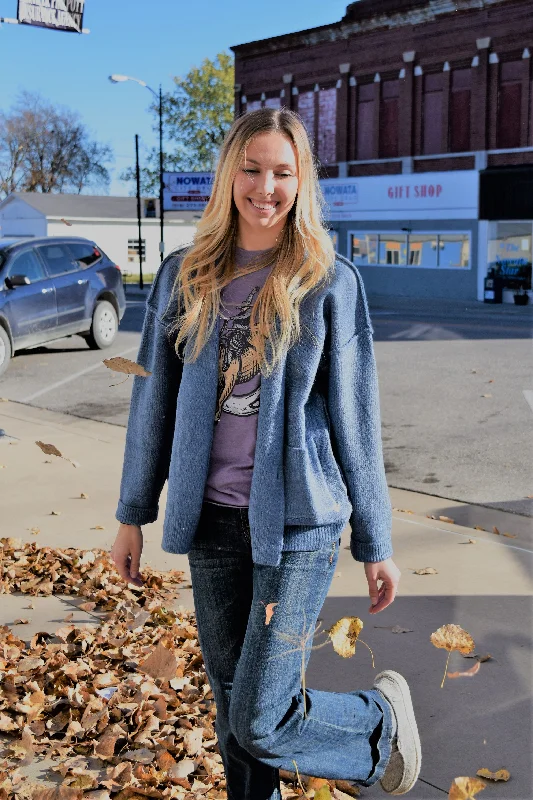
xmin=203 ymin=246 xmax=275 ymax=506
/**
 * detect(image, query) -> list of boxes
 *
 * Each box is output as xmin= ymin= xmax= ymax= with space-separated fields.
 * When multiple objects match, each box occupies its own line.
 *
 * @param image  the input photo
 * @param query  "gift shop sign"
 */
xmin=320 ymin=171 xmax=479 ymax=221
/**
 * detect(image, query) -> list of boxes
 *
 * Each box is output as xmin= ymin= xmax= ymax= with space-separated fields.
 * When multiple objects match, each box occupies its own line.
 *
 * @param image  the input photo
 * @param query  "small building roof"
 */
xmin=1 ymin=192 xmax=200 ymax=223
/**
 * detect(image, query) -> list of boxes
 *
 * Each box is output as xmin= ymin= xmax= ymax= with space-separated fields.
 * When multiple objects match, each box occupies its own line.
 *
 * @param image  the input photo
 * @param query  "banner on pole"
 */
xmin=17 ymin=0 xmax=85 ymax=33
xmin=163 ymin=172 xmax=214 ymax=212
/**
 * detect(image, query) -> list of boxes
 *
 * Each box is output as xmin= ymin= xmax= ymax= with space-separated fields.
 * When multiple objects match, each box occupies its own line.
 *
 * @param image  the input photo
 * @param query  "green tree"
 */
xmin=120 ymin=52 xmax=234 ymax=195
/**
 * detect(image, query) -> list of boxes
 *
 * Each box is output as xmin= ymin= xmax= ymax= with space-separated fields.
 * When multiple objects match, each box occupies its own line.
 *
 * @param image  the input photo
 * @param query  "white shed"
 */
xmin=0 ymin=192 xmax=199 ymax=278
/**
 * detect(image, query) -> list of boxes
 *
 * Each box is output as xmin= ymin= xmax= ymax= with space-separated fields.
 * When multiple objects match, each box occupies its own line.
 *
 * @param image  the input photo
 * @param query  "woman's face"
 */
xmin=232 ymin=131 xmax=299 ymax=240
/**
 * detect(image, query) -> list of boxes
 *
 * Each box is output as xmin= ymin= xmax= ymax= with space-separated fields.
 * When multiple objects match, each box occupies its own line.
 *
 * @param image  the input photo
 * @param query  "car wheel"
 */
xmin=84 ymin=300 xmax=118 ymax=349
xmin=0 ymin=326 xmax=12 ymax=377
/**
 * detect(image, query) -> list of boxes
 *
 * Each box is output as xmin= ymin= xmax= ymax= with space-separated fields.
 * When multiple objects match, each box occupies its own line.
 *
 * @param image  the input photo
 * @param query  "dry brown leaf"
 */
xmin=63 ymin=612 xmax=74 ymax=622
xmin=462 ymin=653 xmax=493 ymax=662
xmin=474 ymin=526 xmax=486 ymax=531
xmin=476 ymin=768 xmax=510 ymax=782
xmin=60 ymin=218 xmax=73 ymax=226
xmin=328 ymin=617 xmax=364 ymax=658
xmin=374 ymin=625 xmax=413 ymax=633
xmin=102 ymin=356 xmax=151 ymax=377
xmin=13 ymin=618 xmax=30 ymax=625
xmin=413 ymin=567 xmax=438 ymax=575
xmin=80 ymin=493 xmax=89 ymax=499
xmin=502 ymin=532 xmax=517 ymax=538
xmin=35 ymin=441 xmax=63 ymax=458
xmin=50 ymin=510 xmax=62 ymax=516
xmin=261 ymin=601 xmax=278 ymax=625
xmin=480 ymin=394 xmax=492 ymax=398
xmin=138 ymin=641 xmax=178 ymax=680
xmin=439 ymin=516 xmax=455 ymax=524
xmin=448 ymin=661 xmax=481 ymax=679
xmin=459 ymin=539 xmax=477 ymax=545
xmin=91 ymin=525 xmax=105 ymax=530
xmin=492 ymin=526 xmax=500 ymax=535
xmin=449 ymin=776 xmax=487 ymax=799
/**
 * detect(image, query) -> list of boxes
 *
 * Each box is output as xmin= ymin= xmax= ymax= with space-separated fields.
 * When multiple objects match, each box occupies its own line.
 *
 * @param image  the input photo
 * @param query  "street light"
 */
xmin=109 ymin=74 xmax=165 ymax=265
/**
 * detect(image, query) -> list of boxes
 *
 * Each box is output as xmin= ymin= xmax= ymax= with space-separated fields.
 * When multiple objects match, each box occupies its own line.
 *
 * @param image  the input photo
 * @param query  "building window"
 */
xmin=357 ymin=83 xmax=375 ymax=160
xmin=297 ymin=90 xmax=315 ymax=143
xmin=264 ymin=96 xmax=281 ymax=109
xmin=422 ymin=74 xmax=444 ymax=155
xmin=497 ymin=61 xmax=522 ymax=149
xmin=449 ymin=69 xmax=471 ymax=152
xmin=317 ymin=88 xmax=337 ymax=165
xmin=488 ymin=221 xmax=532 ymax=289
xmin=379 ymin=80 xmax=399 ymax=158
xmin=350 ymin=232 xmax=470 ymax=269
xmin=245 ymin=98 xmax=262 ymax=112
xmin=128 ymin=239 xmax=146 ymax=263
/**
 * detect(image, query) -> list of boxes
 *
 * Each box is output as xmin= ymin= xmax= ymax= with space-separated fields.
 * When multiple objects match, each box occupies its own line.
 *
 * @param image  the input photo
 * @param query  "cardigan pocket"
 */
xmin=284 ymin=432 xmax=351 ymax=525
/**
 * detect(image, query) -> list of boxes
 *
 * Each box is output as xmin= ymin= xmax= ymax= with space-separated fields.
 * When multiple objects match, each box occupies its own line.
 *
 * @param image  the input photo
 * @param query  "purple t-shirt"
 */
xmin=203 ymin=246 xmax=275 ymax=506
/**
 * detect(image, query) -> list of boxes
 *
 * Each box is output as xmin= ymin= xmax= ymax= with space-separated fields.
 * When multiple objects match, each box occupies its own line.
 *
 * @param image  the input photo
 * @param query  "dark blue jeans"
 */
xmin=187 ymin=500 xmax=394 ymax=800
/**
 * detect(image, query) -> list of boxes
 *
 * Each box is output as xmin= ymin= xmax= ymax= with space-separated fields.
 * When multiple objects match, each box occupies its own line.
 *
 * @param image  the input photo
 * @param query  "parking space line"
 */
xmin=393 ymin=514 xmax=533 ymax=554
xmin=523 ymin=390 xmax=533 ymax=415
xmin=21 ymin=345 xmax=139 ymax=403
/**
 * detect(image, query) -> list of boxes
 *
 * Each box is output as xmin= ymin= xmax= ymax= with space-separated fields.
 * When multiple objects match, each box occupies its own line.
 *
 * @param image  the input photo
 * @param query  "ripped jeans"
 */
xmin=186 ymin=500 xmax=394 ymax=800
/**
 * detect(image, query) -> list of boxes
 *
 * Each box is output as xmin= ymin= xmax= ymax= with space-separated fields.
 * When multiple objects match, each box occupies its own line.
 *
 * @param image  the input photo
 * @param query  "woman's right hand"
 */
xmin=110 ymin=523 xmax=144 ymax=586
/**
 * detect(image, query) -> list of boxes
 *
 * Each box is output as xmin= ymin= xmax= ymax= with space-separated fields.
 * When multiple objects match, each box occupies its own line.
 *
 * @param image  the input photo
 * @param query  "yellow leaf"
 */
xmin=413 ymin=567 xmax=438 ymax=575
xmin=103 ymin=356 xmax=151 ymax=377
xmin=314 ymin=786 xmax=333 ymax=800
xmin=91 ymin=525 xmax=105 ymax=530
xmin=261 ymin=601 xmax=278 ymax=625
xmin=476 ymin=768 xmax=510 ymax=782
xmin=327 ymin=616 xmax=363 ymax=658
xmin=439 ymin=516 xmax=455 ymax=524
xmin=502 ymin=532 xmax=517 ymax=538
xmin=448 ymin=776 xmax=487 ymax=799
xmin=431 ymin=624 xmax=475 ymax=655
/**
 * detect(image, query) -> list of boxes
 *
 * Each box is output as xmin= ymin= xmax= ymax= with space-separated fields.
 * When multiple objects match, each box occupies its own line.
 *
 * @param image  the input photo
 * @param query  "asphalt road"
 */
xmin=1 ymin=299 xmax=531 ymax=517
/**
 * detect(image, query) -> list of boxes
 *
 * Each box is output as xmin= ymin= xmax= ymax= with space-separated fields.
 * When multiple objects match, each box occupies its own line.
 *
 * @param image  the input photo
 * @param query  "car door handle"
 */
xmin=77 ymin=279 xmax=88 ymax=285
xmin=41 ymin=287 xmax=54 ymax=294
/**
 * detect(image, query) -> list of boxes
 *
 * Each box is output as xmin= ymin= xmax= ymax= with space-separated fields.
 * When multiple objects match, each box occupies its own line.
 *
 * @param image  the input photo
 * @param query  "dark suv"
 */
xmin=0 ymin=236 xmax=126 ymax=377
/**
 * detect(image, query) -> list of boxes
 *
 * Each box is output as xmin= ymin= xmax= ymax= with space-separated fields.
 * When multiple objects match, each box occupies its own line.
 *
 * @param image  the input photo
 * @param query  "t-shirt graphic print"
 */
xmin=203 ymin=246 xmax=275 ymax=507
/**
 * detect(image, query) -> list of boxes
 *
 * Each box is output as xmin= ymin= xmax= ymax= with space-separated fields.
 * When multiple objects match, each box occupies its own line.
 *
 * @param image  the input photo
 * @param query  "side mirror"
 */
xmin=5 ymin=274 xmax=31 ymax=289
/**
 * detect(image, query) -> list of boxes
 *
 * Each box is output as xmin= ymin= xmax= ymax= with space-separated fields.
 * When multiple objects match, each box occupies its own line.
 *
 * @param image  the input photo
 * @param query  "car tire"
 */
xmin=0 ymin=326 xmax=12 ymax=377
xmin=84 ymin=300 xmax=119 ymax=349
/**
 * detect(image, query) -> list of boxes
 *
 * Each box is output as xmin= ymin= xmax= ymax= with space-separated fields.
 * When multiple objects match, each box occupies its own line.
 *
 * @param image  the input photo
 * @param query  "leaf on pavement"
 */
xmin=328 ymin=617 xmax=364 ymax=658
xmin=439 ymin=516 xmax=455 ymax=523
xmin=476 ymin=768 xmax=510 ymax=782
xmin=35 ymin=441 xmax=63 ymax=458
xmin=448 ymin=661 xmax=481 ymax=679
xmin=448 ymin=776 xmax=487 ymax=799
xmin=413 ymin=567 xmax=438 ymax=575
xmin=493 ymin=526 xmax=500 ymax=535
xmin=374 ymin=625 xmax=414 ymax=634
xmin=459 ymin=539 xmax=477 ymax=544
xmin=102 ymin=357 xmax=151 ymax=377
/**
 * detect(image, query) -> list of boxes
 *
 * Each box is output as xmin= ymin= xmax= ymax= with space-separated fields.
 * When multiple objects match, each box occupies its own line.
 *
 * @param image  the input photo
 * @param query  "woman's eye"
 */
xmin=278 ymin=173 xmax=293 ymax=178
xmin=243 ymin=169 xmax=259 ymax=174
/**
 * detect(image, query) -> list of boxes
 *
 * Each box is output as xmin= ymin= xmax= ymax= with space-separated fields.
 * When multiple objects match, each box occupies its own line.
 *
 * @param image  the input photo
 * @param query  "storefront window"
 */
xmin=351 ymin=234 xmax=378 ymax=266
xmin=379 ymin=234 xmax=407 ymax=266
xmin=488 ymin=221 xmax=532 ymax=289
xmin=408 ymin=234 xmax=438 ymax=267
xmin=439 ymin=234 xmax=470 ymax=268
xmin=350 ymin=231 xmax=470 ymax=269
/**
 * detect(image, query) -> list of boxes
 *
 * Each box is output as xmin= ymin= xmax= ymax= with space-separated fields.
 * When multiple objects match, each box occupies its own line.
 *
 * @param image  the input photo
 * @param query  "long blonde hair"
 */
xmin=167 ymin=107 xmax=336 ymax=377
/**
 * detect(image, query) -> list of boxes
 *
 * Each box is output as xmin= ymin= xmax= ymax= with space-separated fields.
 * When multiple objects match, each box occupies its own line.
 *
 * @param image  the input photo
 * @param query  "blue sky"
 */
xmin=0 ymin=0 xmax=349 ymax=195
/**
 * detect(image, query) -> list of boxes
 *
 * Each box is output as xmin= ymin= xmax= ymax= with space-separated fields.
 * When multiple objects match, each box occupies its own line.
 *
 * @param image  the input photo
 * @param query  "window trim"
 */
xmin=347 ymin=229 xmax=472 ymax=270
xmin=64 ymin=241 xmax=103 ymax=270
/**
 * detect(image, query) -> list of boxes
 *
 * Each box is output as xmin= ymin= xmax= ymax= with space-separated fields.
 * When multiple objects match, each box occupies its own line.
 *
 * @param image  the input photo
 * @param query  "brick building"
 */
xmin=231 ymin=0 xmax=533 ymax=302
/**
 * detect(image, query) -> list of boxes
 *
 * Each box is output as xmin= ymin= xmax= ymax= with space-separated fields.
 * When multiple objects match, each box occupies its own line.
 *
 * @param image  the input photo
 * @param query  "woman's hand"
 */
xmin=110 ymin=523 xmax=144 ymax=587
xmin=364 ymin=558 xmax=401 ymax=614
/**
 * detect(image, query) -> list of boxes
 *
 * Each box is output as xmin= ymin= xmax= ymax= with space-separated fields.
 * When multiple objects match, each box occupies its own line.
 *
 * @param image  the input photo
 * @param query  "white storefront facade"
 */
xmin=320 ymin=170 xmax=483 ymax=301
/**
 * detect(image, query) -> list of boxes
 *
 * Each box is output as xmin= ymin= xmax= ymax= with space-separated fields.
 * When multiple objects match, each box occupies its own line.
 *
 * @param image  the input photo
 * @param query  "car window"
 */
xmin=66 ymin=242 xmax=103 ymax=269
xmin=8 ymin=250 xmax=47 ymax=283
xmin=37 ymin=243 xmax=77 ymax=277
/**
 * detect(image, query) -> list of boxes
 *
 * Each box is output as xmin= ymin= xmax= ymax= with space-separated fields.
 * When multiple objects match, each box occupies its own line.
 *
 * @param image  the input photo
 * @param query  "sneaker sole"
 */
xmin=374 ymin=670 xmax=421 ymax=795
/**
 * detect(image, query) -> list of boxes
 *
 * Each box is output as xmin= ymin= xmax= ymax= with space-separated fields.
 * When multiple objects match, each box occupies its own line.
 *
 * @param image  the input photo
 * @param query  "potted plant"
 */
xmin=513 ymin=285 xmax=530 ymax=305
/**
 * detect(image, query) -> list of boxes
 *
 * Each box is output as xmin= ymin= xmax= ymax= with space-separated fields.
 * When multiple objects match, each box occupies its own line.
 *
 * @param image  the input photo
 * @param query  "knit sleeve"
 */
xmin=115 ymin=302 xmax=183 ymax=527
xmin=327 ymin=327 xmax=393 ymax=563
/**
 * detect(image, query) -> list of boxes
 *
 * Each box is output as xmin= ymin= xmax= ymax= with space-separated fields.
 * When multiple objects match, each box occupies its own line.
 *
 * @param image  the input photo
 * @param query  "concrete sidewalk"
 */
xmin=1 ymin=400 xmax=532 ymax=798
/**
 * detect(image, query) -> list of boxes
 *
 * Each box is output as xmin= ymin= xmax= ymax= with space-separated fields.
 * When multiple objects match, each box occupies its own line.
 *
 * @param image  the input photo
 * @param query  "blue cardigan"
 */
xmin=115 ymin=247 xmax=393 ymax=567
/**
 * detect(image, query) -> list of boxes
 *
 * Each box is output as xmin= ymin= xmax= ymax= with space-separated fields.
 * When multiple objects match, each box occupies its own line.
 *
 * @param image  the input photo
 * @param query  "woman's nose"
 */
xmin=256 ymin=171 xmax=275 ymax=195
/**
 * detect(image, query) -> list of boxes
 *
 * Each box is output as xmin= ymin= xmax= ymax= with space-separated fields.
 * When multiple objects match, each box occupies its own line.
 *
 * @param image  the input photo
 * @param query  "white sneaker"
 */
xmin=373 ymin=670 xmax=422 ymax=795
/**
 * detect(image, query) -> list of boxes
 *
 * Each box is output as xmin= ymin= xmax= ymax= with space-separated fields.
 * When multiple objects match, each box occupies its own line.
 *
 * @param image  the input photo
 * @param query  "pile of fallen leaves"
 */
xmin=0 ymin=539 xmax=360 ymax=800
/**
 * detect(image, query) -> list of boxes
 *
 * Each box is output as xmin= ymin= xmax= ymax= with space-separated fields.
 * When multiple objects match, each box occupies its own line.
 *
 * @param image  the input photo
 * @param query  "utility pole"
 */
xmin=159 ymin=84 xmax=165 ymax=263
xmin=135 ymin=134 xmax=144 ymax=290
